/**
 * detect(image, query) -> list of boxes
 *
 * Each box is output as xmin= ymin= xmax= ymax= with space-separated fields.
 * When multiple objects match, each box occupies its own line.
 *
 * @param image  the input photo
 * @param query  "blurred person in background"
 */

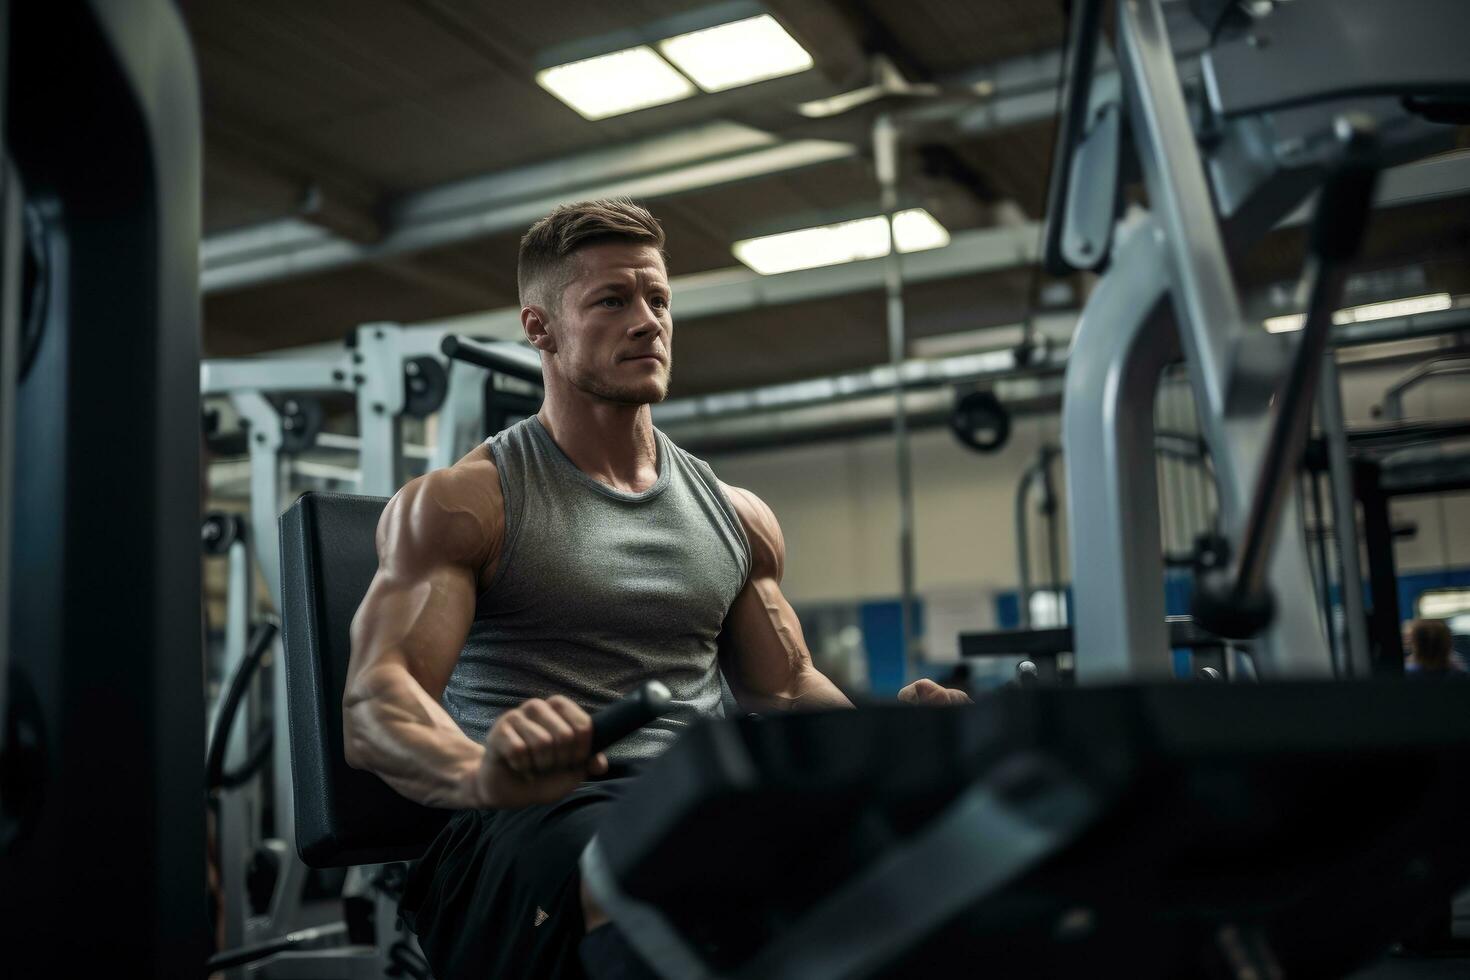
xmin=1402 ymin=618 xmax=1466 ymax=675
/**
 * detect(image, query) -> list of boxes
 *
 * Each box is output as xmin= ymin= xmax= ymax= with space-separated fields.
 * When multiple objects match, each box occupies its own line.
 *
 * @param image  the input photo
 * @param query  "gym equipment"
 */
xmin=201 ymin=331 xmax=543 ymax=972
xmin=401 ymin=356 xmax=449 ymax=419
xmin=439 ymin=333 xmax=545 ymax=440
xmin=958 ymin=615 xmax=1234 ymax=685
xmin=591 ymin=682 xmax=674 ymax=752
xmin=1003 ymin=429 xmax=1216 ymax=637
xmin=0 ymin=0 xmax=206 ymax=971
xmin=1307 ymin=412 xmax=1470 ymax=675
xmin=1190 ymin=132 xmax=1379 ymax=639
xmin=1054 ymin=0 xmax=1469 ymax=680
xmin=1012 ymin=444 xmax=1061 ymax=629
xmin=203 ymin=493 xmax=303 ymax=971
xmin=203 ymin=510 xmax=248 ymax=556
xmin=567 ymin=4 xmax=1470 ymax=977
xmin=1379 ymin=356 xmax=1470 ymax=422
xmin=275 ymin=395 xmax=325 ymax=456
xmin=206 ymin=621 xmax=277 ymax=794
xmin=202 ymin=490 xmax=672 ymax=976
xmin=947 ymin=389 xmax=1010 ymax=453
xmin=583 ymin=683 xmax=1470 ymax=979
xmin=220 ymin=3 xmax=1470 ymax=975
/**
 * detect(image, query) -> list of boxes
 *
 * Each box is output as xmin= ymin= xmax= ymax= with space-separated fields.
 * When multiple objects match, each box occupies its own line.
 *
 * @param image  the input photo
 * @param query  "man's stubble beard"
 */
xmin=569 ymin=362 xmax=673 ymax=406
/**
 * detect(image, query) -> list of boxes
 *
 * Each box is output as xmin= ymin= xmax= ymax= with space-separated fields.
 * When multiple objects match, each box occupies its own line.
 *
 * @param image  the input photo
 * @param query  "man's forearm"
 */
xmin=342 ymin=665 xmax=488 ymax=809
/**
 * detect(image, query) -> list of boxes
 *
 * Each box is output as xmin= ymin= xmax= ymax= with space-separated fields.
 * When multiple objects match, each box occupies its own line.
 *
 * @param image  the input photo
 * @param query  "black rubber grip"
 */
xmin=590 ymin=681 xmax=672 ymax=753
xmin=1309 ymin=118 xmax=1379 ymax=263
xmin=439 ymin=334 xmax=544 ymax=385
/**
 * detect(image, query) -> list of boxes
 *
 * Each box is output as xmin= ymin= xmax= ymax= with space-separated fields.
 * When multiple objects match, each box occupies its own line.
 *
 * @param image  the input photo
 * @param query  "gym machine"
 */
xmin=957 ymin=420 xmax=1223 ymax=685
xmin=0 ymin=0 xmax=208 ymax=972
xmin=1009 ymin=427 xmax=1216 ymax=629
xmin=568 ymin=1 xmax=1470 ymax=976
xmin=201 ymin=329 xmax=541 ymax=975
xmin=242 ymin=2 xmax=1470 ymax=977
xmin=1050 ymin=0 xmax=1464 ymax=679
xmin=1304 ymin=393 xmax=1470 ymax=677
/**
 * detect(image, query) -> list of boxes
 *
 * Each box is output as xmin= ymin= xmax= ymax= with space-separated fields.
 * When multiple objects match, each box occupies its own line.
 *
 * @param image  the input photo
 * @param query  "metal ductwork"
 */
xmin=655 ymin=343 xmax=1070 ymax=454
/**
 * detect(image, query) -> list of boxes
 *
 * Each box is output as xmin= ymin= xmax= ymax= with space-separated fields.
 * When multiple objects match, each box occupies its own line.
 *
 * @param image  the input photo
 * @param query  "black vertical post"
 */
xmin=1 ymin=0 xmax=205 ymax=973
xmin=1355 ymin=460 xmax=1403 ymax=675
xmin=1307 ymin=459 xmax=1341 ymax=676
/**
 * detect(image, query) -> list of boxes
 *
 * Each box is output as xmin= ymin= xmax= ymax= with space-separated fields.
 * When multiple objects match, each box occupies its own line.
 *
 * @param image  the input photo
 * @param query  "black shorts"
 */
xmin=400 ymin=768 xmax=640 ymax=980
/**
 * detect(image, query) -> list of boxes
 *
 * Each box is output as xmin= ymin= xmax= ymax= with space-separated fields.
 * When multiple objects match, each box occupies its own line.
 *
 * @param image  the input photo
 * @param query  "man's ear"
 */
xmin=522 ymin=305 xmax=557 ymax=354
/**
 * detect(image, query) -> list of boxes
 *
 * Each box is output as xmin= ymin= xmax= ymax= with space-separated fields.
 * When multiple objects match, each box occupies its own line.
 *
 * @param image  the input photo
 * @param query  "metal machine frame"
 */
xmin=201 ymin=325 xmax=542 ymax=977
xmin=1060 ymin=0 xmax=1467 ymax=681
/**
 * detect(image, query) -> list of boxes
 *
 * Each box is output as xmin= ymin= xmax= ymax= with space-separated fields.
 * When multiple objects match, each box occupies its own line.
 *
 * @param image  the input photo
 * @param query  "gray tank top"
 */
xmin=442 ymin=415 xmax=751 ymax=762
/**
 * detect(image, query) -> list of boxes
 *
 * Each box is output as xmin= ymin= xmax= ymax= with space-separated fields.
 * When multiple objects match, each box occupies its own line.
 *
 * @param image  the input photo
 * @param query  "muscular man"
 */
xmin=342 ymin=198 xmax=967 ymax=979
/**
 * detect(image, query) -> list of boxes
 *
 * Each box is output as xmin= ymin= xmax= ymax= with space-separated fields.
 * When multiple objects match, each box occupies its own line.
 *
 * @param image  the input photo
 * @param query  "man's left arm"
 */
xmin=717 ymin=483 xmax=968 ymax=712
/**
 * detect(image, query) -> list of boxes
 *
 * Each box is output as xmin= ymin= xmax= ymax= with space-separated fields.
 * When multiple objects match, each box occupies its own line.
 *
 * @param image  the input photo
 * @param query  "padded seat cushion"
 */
xmin=279 ymin=492 xmax=451 ymax=867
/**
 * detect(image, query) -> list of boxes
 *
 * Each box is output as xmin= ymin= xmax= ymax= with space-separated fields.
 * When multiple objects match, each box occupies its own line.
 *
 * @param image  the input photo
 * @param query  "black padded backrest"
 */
xmin=279 ymin=491 xmax=451 ymax=867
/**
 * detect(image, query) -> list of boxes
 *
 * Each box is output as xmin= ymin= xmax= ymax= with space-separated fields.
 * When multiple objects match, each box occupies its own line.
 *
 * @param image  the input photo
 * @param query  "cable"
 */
xmin=1039 ymin=447 xmax=1064 ymax=620
xmin=206 ymin=620 xmax=278 ymax=793
xmin=1019 ymin=0 xmax=1085 ymax=357
xmin=1307 ymin=467 xmax=1341 ymax=676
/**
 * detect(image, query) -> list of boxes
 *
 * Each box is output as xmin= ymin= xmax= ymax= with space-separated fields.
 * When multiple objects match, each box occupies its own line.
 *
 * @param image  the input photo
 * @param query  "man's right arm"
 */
xmin=342 ymin=461 xmax=606 ymax=810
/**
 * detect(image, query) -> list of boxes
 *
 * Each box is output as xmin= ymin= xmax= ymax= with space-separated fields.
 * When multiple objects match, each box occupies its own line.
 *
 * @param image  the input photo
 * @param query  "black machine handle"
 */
xmin=440 ymin=334 xmax=544 ymax=386
xmin=591 ymin=681 xmax=673 ymax=754
xmin=206 ymin=922 xmax=350 ymax=973
xmin=1192 ymin=117 xmax=1379 ymax=639
xmin=1042 ymin=0 xmax=1108 ymax=276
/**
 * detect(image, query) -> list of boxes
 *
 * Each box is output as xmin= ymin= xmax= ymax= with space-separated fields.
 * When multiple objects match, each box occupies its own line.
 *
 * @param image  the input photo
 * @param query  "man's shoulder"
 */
xmin=379 ymin=446 xmax=503 ymax=566
xmin=427 ymin=441 xmax=501 ymax=499
xmin=714 ymin=481 xmax=784 ymax=578
xmin=715 ymin=480 xmax=774 ymax=528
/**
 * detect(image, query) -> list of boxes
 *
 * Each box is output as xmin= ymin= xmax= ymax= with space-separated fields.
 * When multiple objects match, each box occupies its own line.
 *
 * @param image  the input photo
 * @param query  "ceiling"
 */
xmin=182 ymin=0 xmax=1470 ymax=398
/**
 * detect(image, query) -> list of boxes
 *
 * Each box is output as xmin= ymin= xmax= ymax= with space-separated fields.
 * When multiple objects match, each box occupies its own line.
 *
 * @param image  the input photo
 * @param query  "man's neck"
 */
xmin=537 ymin=391 xmax=659 ymax=494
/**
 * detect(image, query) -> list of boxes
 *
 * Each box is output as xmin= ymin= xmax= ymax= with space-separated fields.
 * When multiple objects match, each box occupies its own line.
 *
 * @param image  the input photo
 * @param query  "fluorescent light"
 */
xmin=734 ymin=215 xmax=888 ymax=275
xmin=536 ymin=47 xmax=696 ymax=120
xmin=732 ymin=209 xmax=950 ymax=276
xmin=1263 ymin=293 xmax=1453 ymax=334
xmin=1264 ymin=313 xmax=1307 ymax=334
xmin=892 ymin=209 xmax=951 ymax=251
xmin=658 ymin=14 xmax=812 ymax=93
xmin=1419 ymin=590 xmax=1470 ymax=618
xmin=1332 ymin=292 xmax=1451 ymax=324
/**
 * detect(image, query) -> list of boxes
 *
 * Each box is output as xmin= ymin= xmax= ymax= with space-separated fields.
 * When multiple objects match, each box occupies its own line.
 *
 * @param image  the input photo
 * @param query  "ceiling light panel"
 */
xmin=1332 ymin=292 xmax=1451 ymax=324
xmin=732 ymin=210 xmax=950 ymax=276
xmin=536 ymin=47 xmax=696 ymax=120
xmin=658 ymin=14 xmax=813 ymax=93
xmin=892 ymin=209 xmax=951 ymax=252
xmin=1262 ymin=293 xmax=1452 ymax=334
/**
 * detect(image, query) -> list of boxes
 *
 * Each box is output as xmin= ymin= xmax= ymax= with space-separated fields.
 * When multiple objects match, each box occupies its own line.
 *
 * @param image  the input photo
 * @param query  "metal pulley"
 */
xmin=949 ymin=389 xmax=1011 ymax=453
xmin=403 ymin=356 xmax=448 ymax=418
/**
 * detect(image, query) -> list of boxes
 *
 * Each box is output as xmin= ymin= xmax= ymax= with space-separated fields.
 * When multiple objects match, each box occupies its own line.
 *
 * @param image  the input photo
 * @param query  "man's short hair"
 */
xmin=517 ymin=198 xmax=666 ymax=311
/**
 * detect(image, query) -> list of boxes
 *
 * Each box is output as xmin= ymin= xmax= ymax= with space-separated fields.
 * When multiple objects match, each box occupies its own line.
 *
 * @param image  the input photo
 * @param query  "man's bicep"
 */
xmin=350 ymin=560 xmax=478 ymax=701
xmin=347 ymin=476 xmax=495 ymax=702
